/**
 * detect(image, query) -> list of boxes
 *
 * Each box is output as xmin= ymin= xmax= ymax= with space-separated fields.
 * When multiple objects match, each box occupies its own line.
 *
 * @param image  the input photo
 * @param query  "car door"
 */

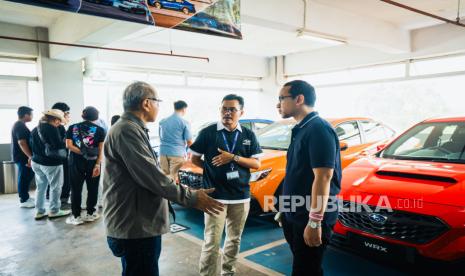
xmin=164 ymin=0 xmax=176 ymax=9
xmin=334 ymin=121 xmax=364 ymax=169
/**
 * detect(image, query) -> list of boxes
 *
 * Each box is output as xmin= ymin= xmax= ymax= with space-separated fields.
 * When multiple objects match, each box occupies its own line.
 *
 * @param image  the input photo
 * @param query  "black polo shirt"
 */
xmin=282 ymin=112 xmax=342 ymax=226
xmin=190 ymin=122 xmax=262 ymax=202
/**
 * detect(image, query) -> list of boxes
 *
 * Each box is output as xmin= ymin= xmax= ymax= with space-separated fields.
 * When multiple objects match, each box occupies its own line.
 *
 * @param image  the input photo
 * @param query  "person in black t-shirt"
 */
xmin=51 ymin=102 xmax=71 ymax=206
xmin=65 ymin=106 xmax=105 ymax=226
xmin=11 ymin=106 xmax=35 ymax=208
xmin=277 ymin=80 xmax=342 ymax=276
xmin=190 ymin=94 xmax=262 ymax=276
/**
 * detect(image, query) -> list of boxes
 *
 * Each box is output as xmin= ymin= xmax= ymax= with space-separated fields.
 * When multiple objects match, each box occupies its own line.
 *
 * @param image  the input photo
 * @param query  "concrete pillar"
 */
xmin=36 ymin=28 xmax=84 ymax=124
xmin=258 ymin=57 xmax=283 ymax=121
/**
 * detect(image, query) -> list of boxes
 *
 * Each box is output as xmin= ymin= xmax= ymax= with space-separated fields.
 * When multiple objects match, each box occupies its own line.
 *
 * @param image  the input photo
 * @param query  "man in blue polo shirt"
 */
xmin=159 ymin=100 xmax=193 ymax=182
xmin=277 ymin=80 xmax=341 ymax=276
xmin=190 ymin=94 xmax=262 ymax=276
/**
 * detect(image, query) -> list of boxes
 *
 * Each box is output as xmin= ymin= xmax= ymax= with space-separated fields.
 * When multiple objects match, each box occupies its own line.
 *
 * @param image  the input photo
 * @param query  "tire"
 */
xmin=155 ymin=2 xmax=161 ymax=9
xmin=182 ymin=7 xmax=189 ymax=15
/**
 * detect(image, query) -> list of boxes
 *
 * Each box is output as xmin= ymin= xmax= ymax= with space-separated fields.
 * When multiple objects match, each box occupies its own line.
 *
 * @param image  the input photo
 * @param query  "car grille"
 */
xmin=338 ymin=201 xmax=449 ymax=244
xmin=178 ymin=170 xmax=205 ymax=189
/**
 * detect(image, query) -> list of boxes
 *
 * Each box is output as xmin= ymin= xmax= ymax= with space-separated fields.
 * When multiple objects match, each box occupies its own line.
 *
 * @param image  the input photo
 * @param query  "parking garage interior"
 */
xmin=1 ymin=0 xmax=465 ymax=275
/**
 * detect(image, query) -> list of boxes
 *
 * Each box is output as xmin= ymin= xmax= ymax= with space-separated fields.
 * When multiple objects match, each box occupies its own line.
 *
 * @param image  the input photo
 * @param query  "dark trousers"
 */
xmin=107 ymin=236 xmax=162 ymax=276
xmin=16 ymin=162 xmax=34 ymax=203
xmin=60 ymin=163 xmax=70 ymax=202
xmin=69 ymin=160 xmax=99 ymax=218
xmin=282 ymin=216 xmax=334 ymax=276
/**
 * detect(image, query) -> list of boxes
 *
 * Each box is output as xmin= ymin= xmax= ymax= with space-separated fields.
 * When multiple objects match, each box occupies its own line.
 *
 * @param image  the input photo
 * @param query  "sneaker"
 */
xmin=82 ymin=213 xmax=100 ymax=222
xmin=35 ymin=212 xmax=48 ymax=220
xmin=66 ymin=216 xmax=84 ymax=225
xmin=20 ymin=198 xmax=35 ymax=208
xmin=48 ymin=209 xmax=71 ymax=219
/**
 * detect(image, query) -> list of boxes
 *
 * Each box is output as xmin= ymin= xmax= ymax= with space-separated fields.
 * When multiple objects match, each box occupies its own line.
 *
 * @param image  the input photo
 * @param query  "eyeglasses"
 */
xmin=278 ymin=95 xmax=294 ymax=102
xmin=147 ymin=97 xmax=163 ymax=103
xmin=221 ymin=107 xmax=241 ymax=114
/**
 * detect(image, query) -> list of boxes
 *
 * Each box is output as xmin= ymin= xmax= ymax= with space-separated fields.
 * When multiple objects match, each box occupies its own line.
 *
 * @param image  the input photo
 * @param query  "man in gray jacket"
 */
xmin=104 ymin=81 xmax=223 ymax=276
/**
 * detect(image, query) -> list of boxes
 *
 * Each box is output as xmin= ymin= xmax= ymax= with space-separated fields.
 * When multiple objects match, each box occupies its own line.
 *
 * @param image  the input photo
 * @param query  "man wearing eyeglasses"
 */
xmin=190 ymin=94 xmax=262 ymax=276
xmin=277 ymin=80 xmax=341 ymax=276
xmin=104 ymin=81 xmax=224 ymax=276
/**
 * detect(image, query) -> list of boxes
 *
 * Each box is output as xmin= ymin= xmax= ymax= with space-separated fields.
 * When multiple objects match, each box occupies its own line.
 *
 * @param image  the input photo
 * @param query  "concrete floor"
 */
xmin=0 ymin=194 xmax=267 ymax=276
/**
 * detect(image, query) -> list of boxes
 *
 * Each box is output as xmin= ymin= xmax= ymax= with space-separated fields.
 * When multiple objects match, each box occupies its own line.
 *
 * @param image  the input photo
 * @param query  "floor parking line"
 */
xmin=174 ymin=231 xmax=285 ymax=275
xmin=238 ymin=239 xmax=287 ymax=258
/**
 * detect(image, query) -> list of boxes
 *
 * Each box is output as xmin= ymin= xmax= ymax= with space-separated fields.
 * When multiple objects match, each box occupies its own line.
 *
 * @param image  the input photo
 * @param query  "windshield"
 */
xmin=381 ymin=122 xmax=465 ymax=163
xmin=257 ymin=122 xmax=295 ymax=150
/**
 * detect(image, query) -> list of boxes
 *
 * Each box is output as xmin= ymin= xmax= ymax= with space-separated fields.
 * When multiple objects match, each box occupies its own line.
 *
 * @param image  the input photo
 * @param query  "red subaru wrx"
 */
xmin=333 ymin=117 xmax=465 ymax=264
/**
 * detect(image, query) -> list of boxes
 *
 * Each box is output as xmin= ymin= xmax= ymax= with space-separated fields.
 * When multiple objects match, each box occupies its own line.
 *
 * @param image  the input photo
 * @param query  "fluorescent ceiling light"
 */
xmin=297 ymin=29 xmax=346 ymax=46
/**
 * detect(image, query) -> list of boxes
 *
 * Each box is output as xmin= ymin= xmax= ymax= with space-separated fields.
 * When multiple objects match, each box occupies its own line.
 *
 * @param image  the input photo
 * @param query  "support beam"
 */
xmin=49 ymin=13 xmax=148 ymax=61
xmin=285 ymin=20 xmax=465 ymax=76
xmin=0 ymin=22 xmax=37 ymax=58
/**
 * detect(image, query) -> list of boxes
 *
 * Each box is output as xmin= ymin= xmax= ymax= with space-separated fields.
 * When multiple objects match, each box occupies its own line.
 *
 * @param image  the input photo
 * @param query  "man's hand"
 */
xmin=92 ymin=165 xmax=101 ymax=178
xmin=27 ymin=158 xmax=32 ymax=168
xmin=212 ymin=148 xmax=234 ymax=167
xmin=194 ymin=188 xmax=224 ymax=216
xmin=303 ymin=225 xmax=322 ymax=247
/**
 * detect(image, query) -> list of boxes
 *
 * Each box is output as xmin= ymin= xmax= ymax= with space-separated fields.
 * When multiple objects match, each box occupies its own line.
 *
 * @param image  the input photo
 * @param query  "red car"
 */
xmin=333 ymin=117 xmax=465 ymax=264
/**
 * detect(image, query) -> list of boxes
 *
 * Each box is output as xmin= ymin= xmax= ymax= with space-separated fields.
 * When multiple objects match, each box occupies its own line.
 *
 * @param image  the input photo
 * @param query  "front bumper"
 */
xmin=333 ymin=199 xmax=465 ymax=262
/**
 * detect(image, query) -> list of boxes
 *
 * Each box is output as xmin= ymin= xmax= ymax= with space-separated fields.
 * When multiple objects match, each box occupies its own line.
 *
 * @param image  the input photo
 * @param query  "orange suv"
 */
xmin=179 ymin=117 xmax=395 ymax=213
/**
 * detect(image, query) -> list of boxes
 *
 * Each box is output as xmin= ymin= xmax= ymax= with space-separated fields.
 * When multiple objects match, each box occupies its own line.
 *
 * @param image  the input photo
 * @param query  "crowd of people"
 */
xmin=11 ymin=102 xmax=120 ymax=224
xmin=11 ymin=80 xmax=341 ymax=276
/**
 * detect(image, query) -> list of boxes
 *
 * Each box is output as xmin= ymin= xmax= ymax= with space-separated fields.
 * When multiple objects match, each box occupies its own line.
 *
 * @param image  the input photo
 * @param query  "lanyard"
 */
xmin=221 ymin=131 xmax=239 ymax=171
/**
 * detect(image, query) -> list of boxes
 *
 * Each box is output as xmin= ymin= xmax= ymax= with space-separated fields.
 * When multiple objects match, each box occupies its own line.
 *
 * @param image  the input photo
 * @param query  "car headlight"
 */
xmin=250 ymin=169 xmax=272 ymax=182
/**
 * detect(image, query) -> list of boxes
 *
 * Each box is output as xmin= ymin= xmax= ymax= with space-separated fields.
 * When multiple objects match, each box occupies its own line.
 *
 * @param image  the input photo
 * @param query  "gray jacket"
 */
xmin=103 ymin=112 xmax=197 ymax=239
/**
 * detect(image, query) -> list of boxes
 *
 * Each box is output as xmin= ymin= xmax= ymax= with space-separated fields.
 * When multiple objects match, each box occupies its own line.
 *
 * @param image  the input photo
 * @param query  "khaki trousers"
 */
xmin=159 ymin=155 xmax=185 ymax=182
xmin=199 ymin=202 xmax=250 ymax=276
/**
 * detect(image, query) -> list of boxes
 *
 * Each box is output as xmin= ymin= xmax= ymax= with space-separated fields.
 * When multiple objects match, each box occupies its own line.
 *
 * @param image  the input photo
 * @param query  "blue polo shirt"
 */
xmin=159 ymin=113 xmax=192 ymax=157
xmin=282 ymin=112 xmax=342 ymax=226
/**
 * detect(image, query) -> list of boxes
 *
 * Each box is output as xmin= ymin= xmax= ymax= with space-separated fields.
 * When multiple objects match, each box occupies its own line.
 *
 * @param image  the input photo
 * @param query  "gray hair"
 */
xmin=123 ymin=81 xmax=156 ymax=112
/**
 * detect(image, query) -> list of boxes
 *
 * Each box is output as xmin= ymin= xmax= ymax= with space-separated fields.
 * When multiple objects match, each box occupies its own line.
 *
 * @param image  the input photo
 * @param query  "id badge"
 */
xmin=226 ymin=170 xmax=240 ymax=181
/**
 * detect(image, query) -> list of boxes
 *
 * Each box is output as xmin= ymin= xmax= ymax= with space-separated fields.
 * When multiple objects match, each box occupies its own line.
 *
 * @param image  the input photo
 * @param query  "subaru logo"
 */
xmin=368 ymin=214 xmax=388 ymax=225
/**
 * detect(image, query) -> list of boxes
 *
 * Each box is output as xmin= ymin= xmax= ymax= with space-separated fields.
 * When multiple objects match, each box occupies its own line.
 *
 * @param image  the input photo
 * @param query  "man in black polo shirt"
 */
xmin=11 ymin=106 xmax=35 ymax=208
xmin=190 ymin=94 xmax=262 ymax=276
xmin=277 ymin=80 xmax=341 ymax=276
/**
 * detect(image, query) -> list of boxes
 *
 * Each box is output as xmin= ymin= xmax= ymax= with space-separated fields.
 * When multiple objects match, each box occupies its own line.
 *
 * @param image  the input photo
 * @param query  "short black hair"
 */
xmin=82 ymin=106 xmax=99 ymax=121
xmin=52 ymin=102 xmax=70 ymax=112
xmin=284 ymin=80 xmax=316 ymax=107
xmin=17 ymin=106 xmax=33 ymax=118
xmin=222 ymin=94 xmax=244 ymax=109
xmin=111 ymin=115 xmax=120 ymax=126
xmin=174 ymin=100 xmax=188 ymax=111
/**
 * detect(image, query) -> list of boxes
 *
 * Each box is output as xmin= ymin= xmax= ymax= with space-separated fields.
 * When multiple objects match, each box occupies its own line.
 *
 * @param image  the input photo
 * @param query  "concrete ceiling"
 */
xmin=316 ymin=0 xmax=465 ymax=30
xmin=1 ymin=0 xmax=465 ymax=71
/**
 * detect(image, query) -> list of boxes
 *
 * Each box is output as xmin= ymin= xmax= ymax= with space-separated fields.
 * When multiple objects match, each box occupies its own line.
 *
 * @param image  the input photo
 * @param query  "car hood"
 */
xmin=341 ymin=158 xmax=465 ymax=207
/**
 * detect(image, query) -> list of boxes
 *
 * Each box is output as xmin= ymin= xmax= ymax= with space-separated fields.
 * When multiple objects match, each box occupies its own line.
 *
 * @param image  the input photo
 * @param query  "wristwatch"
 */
xmin=233 ymin=155 xmax=240 ymax=162
xmin=307 ymin=220 xmax=322 ymax=229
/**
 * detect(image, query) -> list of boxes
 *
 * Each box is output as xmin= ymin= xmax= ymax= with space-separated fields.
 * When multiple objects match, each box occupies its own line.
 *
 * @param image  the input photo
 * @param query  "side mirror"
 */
xmin=340 ymin=141 xmax=349 ymax=151
xmin=376 ymin=143 xmax=387 ymax=152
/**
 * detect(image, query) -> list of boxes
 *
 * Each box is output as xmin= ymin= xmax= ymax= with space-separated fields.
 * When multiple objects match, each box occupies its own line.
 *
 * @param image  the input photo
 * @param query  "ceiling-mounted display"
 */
xmin=6 ymin=0 xmax=241 ymax=39
xmin=176 ymin=0 xmax=241 ymax=39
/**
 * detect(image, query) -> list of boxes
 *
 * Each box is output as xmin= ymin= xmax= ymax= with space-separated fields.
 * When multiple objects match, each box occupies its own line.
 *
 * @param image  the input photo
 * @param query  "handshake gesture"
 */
xmin=193 ymin=188 xmax=224 ymax=216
